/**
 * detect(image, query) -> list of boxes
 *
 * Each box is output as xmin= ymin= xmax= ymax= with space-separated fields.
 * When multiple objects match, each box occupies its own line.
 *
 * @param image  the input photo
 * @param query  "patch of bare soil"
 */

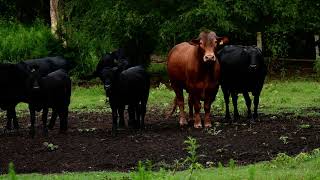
xmin=0 ymin=109 xmax=320 ymax=174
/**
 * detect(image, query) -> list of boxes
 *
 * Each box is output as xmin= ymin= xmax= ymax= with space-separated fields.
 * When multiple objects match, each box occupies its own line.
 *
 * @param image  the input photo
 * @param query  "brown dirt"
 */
xmin=1 ymin=109 xmax=320 ymax=174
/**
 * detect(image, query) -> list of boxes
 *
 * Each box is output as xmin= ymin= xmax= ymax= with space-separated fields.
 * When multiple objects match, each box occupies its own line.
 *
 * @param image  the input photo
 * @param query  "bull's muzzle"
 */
xmin=248 ymin=64 xmax=257 ymax=72
xmin=104 ymin=84 xmax=111 ymax=90
xmin=203 ymin=55 xmax=217 ymax=62
xmin=203 ymin=54 xmax=217 ymax=62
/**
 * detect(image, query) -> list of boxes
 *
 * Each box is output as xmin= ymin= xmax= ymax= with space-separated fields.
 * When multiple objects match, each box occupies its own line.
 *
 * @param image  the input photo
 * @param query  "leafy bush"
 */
xmin=0 ymin=20 xmax=64 ymax=63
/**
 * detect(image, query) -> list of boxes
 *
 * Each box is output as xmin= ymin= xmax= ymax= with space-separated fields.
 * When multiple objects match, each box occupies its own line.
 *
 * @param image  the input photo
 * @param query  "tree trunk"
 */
xmin=50 ymin=0 xmax=59 ymax=37
xmin=257 ymin=32 xmax=263 ymax=51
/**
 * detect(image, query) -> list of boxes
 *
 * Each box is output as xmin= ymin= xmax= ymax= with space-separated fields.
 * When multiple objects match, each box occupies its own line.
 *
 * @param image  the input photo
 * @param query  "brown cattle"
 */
xmin=167 ymin=31 xmax=227 ymax=128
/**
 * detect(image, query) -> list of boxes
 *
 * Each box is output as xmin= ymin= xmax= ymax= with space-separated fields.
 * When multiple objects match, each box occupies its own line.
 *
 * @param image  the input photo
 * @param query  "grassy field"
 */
xmin=67 ymin=78 xmax=320 ymax=117
xmin=2 ymin=78 xmax=320 ymax=179
xmin=8 ymin=77 xmax=320 ymax=119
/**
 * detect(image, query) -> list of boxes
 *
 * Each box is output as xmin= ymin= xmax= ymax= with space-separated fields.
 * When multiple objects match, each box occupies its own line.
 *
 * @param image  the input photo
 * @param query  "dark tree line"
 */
xmin=0 ymin=0 xmax=319 ymax=76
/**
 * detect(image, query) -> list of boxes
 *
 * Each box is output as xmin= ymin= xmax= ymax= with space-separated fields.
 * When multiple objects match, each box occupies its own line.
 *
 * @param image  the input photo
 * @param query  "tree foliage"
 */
xmin=0 ymin=0 xmax=319 ymax=77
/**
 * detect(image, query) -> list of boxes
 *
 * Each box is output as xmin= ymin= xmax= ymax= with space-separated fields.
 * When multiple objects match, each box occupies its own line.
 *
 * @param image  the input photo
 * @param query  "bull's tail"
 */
xmin=165 ymin=96 xmax=178 ymax=120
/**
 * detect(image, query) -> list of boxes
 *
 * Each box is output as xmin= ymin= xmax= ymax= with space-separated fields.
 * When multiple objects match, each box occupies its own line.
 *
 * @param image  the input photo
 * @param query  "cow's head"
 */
xmin=190 ymin=31 xmax=229 ymax=63
xmin=245 ymin=47 xmax=263 ymax=72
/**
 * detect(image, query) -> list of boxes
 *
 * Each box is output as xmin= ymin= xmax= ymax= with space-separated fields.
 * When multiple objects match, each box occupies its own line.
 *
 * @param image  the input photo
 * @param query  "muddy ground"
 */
xmin=0 ymin=109 xmax=320 ymax=174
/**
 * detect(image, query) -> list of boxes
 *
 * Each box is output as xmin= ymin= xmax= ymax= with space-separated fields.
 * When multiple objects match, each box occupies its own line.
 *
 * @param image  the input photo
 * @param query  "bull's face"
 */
xmin=100 ymin=67 xmax=118 ymax=97
xmin=246 ymin=47 xmax=262 ymax=72
xmin=190 ymin=31 xmax=228 ymax=63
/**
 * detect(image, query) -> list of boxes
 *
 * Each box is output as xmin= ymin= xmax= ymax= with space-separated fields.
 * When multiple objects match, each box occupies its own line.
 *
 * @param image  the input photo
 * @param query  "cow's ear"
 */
xmin=217 ymin=36 xmax=229 ymax=45
xmin=111 ymin=66 xmax=119 ymax=72
xmin=189 ymin=39 xmax=200 ymax=46
xmin=30 ymin=65 xmax=39 ymax=72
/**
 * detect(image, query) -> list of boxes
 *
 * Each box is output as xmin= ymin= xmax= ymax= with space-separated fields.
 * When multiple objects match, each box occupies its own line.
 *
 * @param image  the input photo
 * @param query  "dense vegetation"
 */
xmin=0 ymin=0 xmax=319 ymax=77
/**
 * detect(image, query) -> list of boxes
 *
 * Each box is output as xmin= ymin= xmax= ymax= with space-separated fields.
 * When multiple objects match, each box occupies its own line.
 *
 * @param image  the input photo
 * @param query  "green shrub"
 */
xmin=0 ymin=20 xmax=63 ymax=63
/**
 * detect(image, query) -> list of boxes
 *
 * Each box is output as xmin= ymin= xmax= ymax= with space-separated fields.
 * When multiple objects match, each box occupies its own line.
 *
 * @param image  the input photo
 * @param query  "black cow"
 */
xmin=87 ymin=49 xmax=134 ymax=128
xmin=28 ymin=69 xmax=71 ymax=136
xmin=218 ymin=45 xmax=267 ymax=122
xmin=101 ymin=65 xmax=150 ymax=135
xmin=85 ymin=48 xmax=129 ymax=80
xmin=24 ymin=56 xmax=72 ymax=76
xmin=3 ymin=56 xmax=71 ymax=130
xmin=0 ymin=62 xmax=36 ymax=131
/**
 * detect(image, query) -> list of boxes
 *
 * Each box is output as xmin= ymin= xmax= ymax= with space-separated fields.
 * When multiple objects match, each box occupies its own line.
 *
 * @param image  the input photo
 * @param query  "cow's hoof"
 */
xmin=204 ymin=123 xmax=212 ymax=128
xmin=48 ymin=124 xmax=54 ymax=130
xmin=29 ymin=130 xmax=35 ymax=138
xmin=179 ymin=118 xmax=188 ymax=127
xmin=43 ymin=130 xmax=48 ymax=137
xmin=194 ymin=123 xmax=202 ymax=129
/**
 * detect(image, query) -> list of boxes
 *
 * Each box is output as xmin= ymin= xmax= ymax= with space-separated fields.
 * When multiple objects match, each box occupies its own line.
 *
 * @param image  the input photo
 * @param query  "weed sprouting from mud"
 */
xmin=279 ymin=135 xmax=289 ymax=144
xmin=183 ymin=137 xmax=204 ymax=179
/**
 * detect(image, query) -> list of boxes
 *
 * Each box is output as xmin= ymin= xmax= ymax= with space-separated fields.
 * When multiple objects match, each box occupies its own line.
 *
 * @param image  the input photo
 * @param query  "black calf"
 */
xmin=29 ymin=69 xmax=71 ymax=136
xmin=101 ymin=65 xmax=150 ymax=134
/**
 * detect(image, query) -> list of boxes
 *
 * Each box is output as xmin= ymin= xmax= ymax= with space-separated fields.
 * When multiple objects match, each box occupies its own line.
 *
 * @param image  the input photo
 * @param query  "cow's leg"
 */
xmin=204 ymin=99 xmax=212 ymax=128
xmin=171 ymin=84 xmax=187 ymax=127
xmin=128 ymin=105 xmax=135 ymax=127
xmin=111 ymin=106 xmax=118 ymax=136
xmin=204 ymin=89 xmax=218 ymax=128
xmin=41 ymin=108 xmax=48 ymax=136
xmin=193 ymin=95 xmax=202 ymax=129
xmin=243 ymin=91 xmax=252 ymax=119
xmin=6 ymin=110 xmax=13 ymax=130
xmin=28 ymin=105 xmax=36 ymax=138
xmin=188 ymin=94 xmax=194 ymax=123
xmin=222 ymin=87 xmax=231 ymax=121
xmin=253 ymin=93 xmax=261 ymax=120
xmin=59 ymin=107 xmax=69 ymax=133
xmin=166 ymin=96 xmax=177 ymax=119
xmin=11 ymin=105 xmax=19 ymax=130
xmin=118 ymin=105 xmax=125 ymax=128
xmin=135 ymin=103 xmax=141 ymax=129
xmin=128 ymin=105 xmax=135 ymax=128
xmin=48 ymin=109 xmax=58 ymax=130
xmin=140 ymin=101 xmax=147 ymax=130
xmin=231 ymin=92 xmax=240 ymax=121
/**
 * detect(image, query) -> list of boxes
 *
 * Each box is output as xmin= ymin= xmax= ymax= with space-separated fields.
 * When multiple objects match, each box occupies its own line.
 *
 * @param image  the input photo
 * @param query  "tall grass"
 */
xmin=0 ymin=20 xmax=63 ymax=63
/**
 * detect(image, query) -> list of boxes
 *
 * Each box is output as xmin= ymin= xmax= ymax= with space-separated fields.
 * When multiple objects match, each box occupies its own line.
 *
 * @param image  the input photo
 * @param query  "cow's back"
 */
xmin=219 ymin=45 xmax=266 ymax=91
xmin=24 ymin=56 xmax=70 ymax=76
xmin=113 ymin=66 xmax=149 ymax=105
xmin=167 ymin=42 xmax=199 ymax=82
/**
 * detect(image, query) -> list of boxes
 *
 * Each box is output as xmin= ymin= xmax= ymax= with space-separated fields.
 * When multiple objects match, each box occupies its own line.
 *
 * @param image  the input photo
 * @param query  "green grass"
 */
xmin=9 ymin=78 xmax=320 ymax=118
xmin=2 ymin=149 xmax=320 ymax=179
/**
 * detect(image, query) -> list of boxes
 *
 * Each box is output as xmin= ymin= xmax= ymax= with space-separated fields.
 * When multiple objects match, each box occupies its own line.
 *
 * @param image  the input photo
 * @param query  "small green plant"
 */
xmin=8 ymin=162 xmax=17 ymax=180
xmin=248 ymin=166 xmax=256 ymax=180
xmin=279 ymin=135 xmax=289 ymax=144
xmin=228 ymin=159 xmax=236 ymax=169
xmin=313 ymin=57 xmax=320 ymax=76
xmin=205 ymin=126 xmax=222 ymax=136
xmin=270 ymin=153 xmax=294 ymax=168
xmin=183 ymin=136 xmax=203 ymax=179
xmin=43 ymin=142 xmax=59 ymax=151
xmin=78 ymin=128 xmax=97 ymax=132
xmin=298 ymin=124 xmax=311 ymax=129
xmin=133 ymin=161 xmax=153 ymax=180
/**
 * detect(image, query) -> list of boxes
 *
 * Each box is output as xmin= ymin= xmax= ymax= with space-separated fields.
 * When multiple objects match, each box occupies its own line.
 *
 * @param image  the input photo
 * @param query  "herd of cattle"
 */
xmin=0 ymin=30 xmax=266 ymax=137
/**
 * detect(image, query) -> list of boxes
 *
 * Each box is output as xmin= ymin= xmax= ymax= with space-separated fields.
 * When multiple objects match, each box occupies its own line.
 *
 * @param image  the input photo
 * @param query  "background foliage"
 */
xmin=0 ymin=0 xmax=319 ymax=77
